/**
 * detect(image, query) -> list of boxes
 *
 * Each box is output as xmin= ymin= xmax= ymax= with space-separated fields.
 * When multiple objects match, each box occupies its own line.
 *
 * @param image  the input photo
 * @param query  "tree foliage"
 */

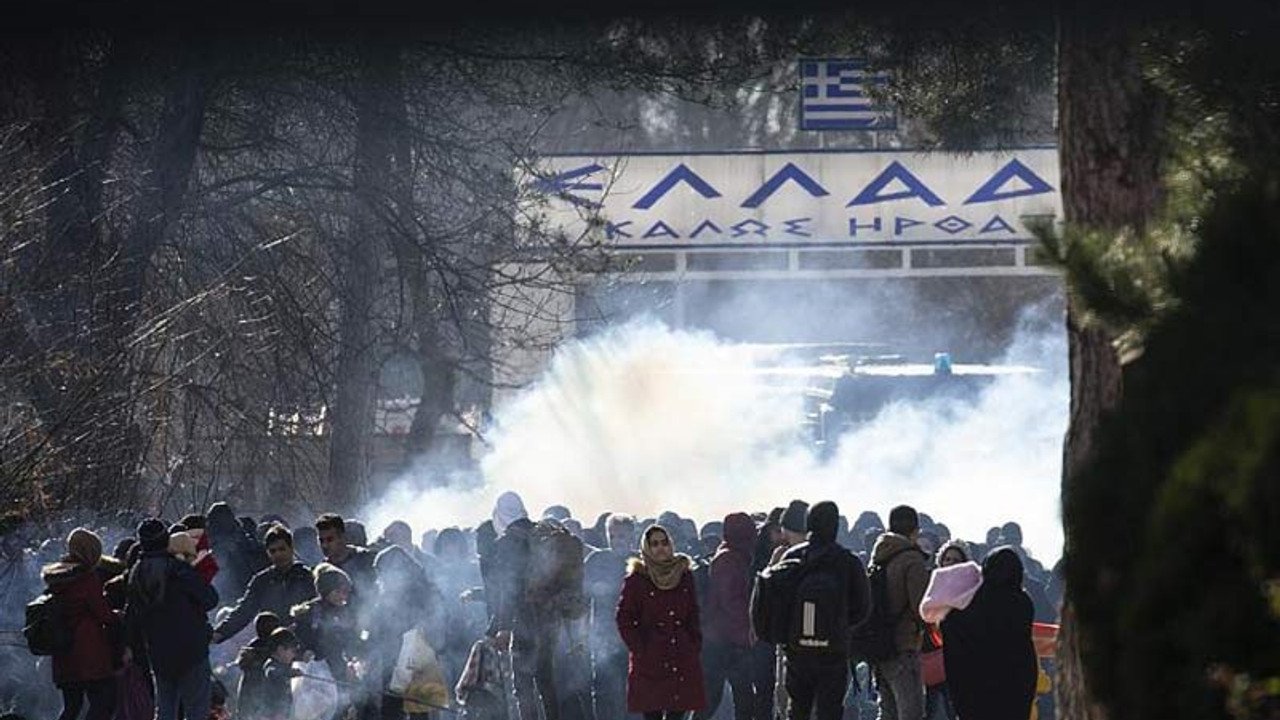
xmin=1043 ymin=13 xmax=1280 ymax=718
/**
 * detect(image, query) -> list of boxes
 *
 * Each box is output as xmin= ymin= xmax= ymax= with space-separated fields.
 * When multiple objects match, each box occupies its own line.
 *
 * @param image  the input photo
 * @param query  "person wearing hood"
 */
xmin=778 ymin=502 xmax=871 ymax=720
xmin=371 ymin=544 xmax=446 ymax=720
xmin=211 ymin=524 xmax=315 ymax=644
xmin=937 ymin=547 xmax=1038 ymax=720
xmin=616 ymin=525 xmax=706 ymax=720
xmin=43 ymin=527 xmax=121 ymax=720
xmin=749 ymin=516 xmax=783 ymax=720
xmin=867 ymin=506 xmax=931 ymax=720
xmin=206 ymin=502 xmax=267 ymax=602
xmin=697 ymin=513 xmax=758 ymax=720
xmin=485 ymin=491 xmax=562 ymax=720
xmin=373 ymin=520 xmax=435 ymax=574
xmin=125 ymin=518 xmax=220 ymax=720
xmin=583 ymin=513 xmax=639 ymax=720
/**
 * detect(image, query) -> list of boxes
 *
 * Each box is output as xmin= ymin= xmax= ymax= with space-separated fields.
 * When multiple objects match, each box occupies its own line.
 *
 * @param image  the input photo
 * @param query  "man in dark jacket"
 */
xmin=485 ymin=491 xmax=565 ymax=720
xmin=698 ymin=512 xmax=758 ymax=720
xmin=125 ymin=518 xmax=219 ymax=720
xmin=781 ymin=501 xmax=871 ymax=720
xmin=210 ymin=525 xmax=314 ymax=644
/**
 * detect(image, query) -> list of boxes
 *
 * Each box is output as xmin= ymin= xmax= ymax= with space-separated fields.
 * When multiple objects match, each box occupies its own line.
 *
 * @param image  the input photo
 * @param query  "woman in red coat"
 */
xmin=41 ymin=527 xmax=121 ymax=720
xmin=616 ymin=525 xmax=707 ymax=720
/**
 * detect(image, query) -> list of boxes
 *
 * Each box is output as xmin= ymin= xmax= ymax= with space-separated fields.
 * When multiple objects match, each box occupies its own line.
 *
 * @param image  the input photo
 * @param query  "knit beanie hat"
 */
xmin=780 ymin=500 xmax=810 ymax=534
xmin=137 ymin=518 xmax=170 ymax=552
xmin=313 ymin=562 xmax=352 ymax=598
xmin=66 ymin=527 xmax=103 ymax=568
xmin=806 ymin=501 xmax=840 ymax=543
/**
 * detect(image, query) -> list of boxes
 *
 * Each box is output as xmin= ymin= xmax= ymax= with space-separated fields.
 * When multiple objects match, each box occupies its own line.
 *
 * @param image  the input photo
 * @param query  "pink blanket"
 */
xmin=919 ymin=561 xmax=984 ymax=624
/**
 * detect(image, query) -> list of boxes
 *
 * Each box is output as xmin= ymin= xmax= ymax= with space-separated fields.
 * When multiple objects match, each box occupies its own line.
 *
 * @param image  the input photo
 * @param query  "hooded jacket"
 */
xmin=207 ymin=503 xmax=267 ymax=601
xmin=125 ymin=548 xmax=220 ymax=678
xmin=705 ymin=513 xmax=757 ymax=647
xmin=42 ymin=560 xmax=118 ymax=685
xmin=869 ymin=532 xmax=930 ymax=655
xmin=940 ymin=547 xmax=1038 ymax=720
xmin=213 ymin=561 xmax=315 ymax=640
xmin=484 ymin=517 xmax=534 ymax=633
xmin=369 ymin=545 xmax=446 ymax=686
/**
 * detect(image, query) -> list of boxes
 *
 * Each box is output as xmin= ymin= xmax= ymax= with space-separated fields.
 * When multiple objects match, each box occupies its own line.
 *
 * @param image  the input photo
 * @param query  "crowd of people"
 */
xmin=0 ymin=494 xmax=1063 ymax=720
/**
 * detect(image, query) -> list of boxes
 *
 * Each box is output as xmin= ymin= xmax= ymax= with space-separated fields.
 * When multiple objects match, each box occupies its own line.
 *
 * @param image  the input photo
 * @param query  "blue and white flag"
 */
xmin=799 ymin=59 xmax=895 ymax=131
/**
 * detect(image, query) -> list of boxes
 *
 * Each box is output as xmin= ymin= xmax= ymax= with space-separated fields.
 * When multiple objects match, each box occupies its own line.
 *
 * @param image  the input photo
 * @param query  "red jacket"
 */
xmin=42 ymin=561 xmax=118 ymax=686
xmin=705 ymin=513 xmax=757 ymax=648
xmin=616 ymin=568 xmax=706 ymax=713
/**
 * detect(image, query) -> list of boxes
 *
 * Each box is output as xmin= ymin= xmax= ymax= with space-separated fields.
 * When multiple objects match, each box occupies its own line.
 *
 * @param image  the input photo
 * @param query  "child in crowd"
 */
xmin=262 ymin=628 xmax=303 ymax=720
xmin=235 ymin=612 xmax=283 ymax=720
xmin=291 ymin=563 xmax=361 ymax=682
xmin=167 ymin=527 xmax=219 ymax=585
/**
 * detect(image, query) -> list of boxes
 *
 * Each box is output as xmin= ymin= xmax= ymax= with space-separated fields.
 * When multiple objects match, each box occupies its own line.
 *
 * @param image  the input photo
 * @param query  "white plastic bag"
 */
xmin=291 ymin=659 xmax=339 ymax=720
xmin=389 ymin=627 xmax=432 ymax=693
xmin=389 ymin=627 xmax=451 ymax=712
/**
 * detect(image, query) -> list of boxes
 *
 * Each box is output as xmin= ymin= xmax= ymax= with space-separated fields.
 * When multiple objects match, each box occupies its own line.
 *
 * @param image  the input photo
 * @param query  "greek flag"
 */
xmin=800 ymin=59 xmax=894 ymax=131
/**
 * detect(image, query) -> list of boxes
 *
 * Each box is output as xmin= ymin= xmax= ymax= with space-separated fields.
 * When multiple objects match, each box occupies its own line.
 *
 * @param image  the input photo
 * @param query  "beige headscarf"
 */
xmin=66 ymin=527 xmax=103 ymax=568
xmin=626 ymin=525 xmax=691 ymax=591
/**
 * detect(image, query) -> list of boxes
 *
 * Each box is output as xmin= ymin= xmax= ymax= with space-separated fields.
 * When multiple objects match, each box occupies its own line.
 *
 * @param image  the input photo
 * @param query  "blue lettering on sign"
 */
xmin=847 ymin=161 xmax=946 ymax=207
xmin=740 ymin=163 xmax=830 ymax=208
xmin=531 ymin=163 xmax=606 ymax=207
xmin=690 ymin=220 xmax=724 ymax=238
xmin=632 ymin=164 xmax=722 ymax=209
xmin=642 ymin=221 xmax=680 ymax=239
xmin=934 ymin=216 xmax=973 ymax=235
xmin=782 ymin=218 xmax=813 ymax=237
xmin=894 ymin=217 xmax=925 ymax=235
xmin=731 ymin=219 xmax=769 ymax=238
xmin=980 ymin=215 xmax=1018 ymax=234
xmin=848 ymin=217 xmax=884 ymax=236
xmin=606 ymin=221 xmax=633 ymax=240
xmin=964 ymin=159 xmax=1055 ymax=204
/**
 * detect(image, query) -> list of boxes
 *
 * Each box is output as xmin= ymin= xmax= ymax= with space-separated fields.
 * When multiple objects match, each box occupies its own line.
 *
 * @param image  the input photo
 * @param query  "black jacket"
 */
xmin=940 ymin=548 xmax=1039 ymax=720
xmin=483 ymin=518 xmax=533 ymax=633
xmin=125 ymin=550 xmax=219 ymax=678
xmin=235 ymin=635 xmax=272 ymax=719
xmin=291 ymin=598 xmax=360 ymax=681
xmin=261 ymin=657 xmax=295 ymax=718
xmin=214 ymin=562 xmax=315 ymax=640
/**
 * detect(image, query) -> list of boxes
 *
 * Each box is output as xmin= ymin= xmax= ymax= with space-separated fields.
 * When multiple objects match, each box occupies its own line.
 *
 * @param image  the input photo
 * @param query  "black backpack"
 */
xmin=787 ymin=546 xmax=849 ymax=653
xmin=751 ymin=543 xmax=839 ymax=647
xmin=849 ymin=547 xmax=922 ymax=663
xmin=24 ymin=593 xmax=73 ymax=657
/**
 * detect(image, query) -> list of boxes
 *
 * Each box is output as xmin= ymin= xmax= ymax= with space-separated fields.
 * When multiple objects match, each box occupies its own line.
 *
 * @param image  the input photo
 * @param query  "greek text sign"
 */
xmin=525 ymin=149 xmax=1061 ymax=246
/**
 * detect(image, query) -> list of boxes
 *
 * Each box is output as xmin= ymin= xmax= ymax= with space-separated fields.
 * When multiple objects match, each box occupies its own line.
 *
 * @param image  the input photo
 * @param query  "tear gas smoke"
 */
xmin=366 ymin=313 xmax=1068 ymax=563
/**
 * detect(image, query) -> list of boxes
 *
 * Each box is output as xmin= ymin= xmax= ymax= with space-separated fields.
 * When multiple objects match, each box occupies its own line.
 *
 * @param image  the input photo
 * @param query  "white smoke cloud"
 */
xmin=365 ymin=312 xmax=1067 ymax=564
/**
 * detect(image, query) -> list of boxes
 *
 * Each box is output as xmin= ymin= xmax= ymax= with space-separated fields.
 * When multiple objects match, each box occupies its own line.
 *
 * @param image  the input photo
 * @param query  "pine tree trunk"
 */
xmin=1055 ymin=4 xmax=1166 ymax=718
